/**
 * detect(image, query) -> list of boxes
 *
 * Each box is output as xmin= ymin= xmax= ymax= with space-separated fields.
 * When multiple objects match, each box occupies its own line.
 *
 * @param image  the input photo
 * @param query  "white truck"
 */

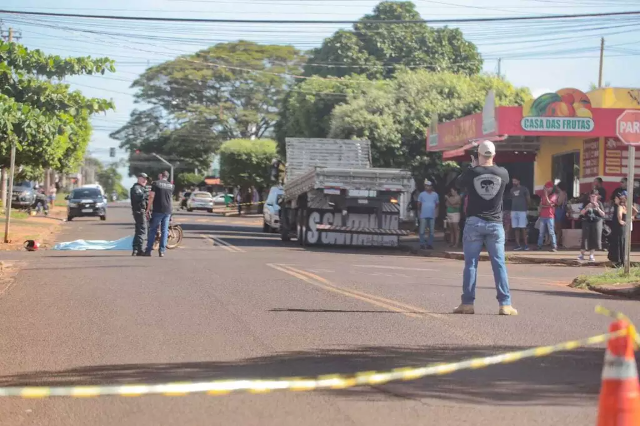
xmin=279 ymin=138 xmax=414 ymax=247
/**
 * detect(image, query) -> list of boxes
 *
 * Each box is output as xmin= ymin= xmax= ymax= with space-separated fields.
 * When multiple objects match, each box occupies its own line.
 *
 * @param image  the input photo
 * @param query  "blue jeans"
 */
xmin=462 ymin=216 xmax=512 ymax=306
xmin=146 ymin=212 xmax=171 ymax=253
xmin=419 ymin=218 xmax=435 ymax=247
xmin=537 ymin=217 xmax=557 ymax=248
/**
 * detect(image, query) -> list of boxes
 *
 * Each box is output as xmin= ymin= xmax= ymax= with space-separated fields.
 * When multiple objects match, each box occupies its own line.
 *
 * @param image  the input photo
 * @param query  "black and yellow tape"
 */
xmin=0 ymin=326 xmax=629 ymax=398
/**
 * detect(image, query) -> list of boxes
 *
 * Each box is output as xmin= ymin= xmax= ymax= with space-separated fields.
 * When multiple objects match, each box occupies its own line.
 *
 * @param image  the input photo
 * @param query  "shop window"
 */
xmin=552 ymin=151 xmax=580 ymax=199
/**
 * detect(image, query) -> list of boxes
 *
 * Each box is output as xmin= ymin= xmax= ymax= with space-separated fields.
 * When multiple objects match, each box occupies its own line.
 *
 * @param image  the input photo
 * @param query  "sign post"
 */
xmin=615 ymin=109 xmax=640 ymax=274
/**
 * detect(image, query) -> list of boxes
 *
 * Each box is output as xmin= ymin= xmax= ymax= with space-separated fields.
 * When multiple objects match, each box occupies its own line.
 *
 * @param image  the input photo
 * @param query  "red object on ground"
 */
xmin=596 ymin=319 xmax=640 ymax=426
xmin=24 ymin=240 xmax=40 ymax=251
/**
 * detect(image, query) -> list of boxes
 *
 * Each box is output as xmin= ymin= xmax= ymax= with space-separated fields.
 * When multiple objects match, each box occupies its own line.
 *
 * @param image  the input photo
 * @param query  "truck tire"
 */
xmin=280 ymin=208 xmax=291 ymax=242
xmin=297 ymin=209 xmax=307 ymax=246
xmin=263 ymin=221 xmax=270 ymax=233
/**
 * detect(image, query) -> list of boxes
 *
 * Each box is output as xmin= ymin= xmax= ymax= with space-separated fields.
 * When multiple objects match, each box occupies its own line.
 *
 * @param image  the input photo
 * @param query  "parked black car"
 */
xmin=66 ymin=187 xmax=107 ymax=221
xmin=11 ymin=181 xmax=37 ymax=209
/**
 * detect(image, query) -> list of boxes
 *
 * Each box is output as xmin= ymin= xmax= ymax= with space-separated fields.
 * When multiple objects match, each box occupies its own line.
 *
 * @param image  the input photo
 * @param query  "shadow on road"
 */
xmin=0 ymin=344 xmax=623 ymax=406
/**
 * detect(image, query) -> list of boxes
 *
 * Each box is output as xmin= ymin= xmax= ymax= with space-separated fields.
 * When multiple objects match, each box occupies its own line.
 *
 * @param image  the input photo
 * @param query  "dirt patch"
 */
xmin=0 ymin=207 xmax=66 ymax=251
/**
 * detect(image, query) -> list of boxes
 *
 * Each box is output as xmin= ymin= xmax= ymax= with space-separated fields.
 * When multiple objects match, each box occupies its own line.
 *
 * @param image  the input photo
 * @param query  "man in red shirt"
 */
xmin=537 ymin=181 xmax=558 ymax=251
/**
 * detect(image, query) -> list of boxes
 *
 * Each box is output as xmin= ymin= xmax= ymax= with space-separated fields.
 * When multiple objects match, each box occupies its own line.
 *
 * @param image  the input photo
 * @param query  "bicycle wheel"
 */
xmin=166 ymin=225 xmax=183 ymax=249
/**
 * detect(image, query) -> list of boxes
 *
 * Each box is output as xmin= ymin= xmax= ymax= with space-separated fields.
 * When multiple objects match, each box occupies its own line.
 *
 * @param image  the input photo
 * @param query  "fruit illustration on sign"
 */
xmin=521 ymin=88 xmax=595 ymax=132
xmin=524 ymin=88 xmax=593 ymax=119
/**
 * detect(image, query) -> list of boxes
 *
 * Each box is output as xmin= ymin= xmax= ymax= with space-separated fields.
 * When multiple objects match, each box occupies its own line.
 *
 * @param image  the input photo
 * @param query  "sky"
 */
xmin=2 ymin=0 xmax=640 ymax=187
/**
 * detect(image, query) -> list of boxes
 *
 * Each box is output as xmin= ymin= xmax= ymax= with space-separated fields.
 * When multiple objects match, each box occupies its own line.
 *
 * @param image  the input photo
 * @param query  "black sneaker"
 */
xmin=159 ymin=252 xmax=165 ymax=258
xmin=142 ymin=251 xmax=152 ymax=257
xmin=427 ymin=245 xmax=434 ymax=250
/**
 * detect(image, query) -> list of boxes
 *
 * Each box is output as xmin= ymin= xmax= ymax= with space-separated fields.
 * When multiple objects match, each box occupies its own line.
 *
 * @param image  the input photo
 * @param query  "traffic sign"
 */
xmin=616 ymin=109 xmax=640 ymax=145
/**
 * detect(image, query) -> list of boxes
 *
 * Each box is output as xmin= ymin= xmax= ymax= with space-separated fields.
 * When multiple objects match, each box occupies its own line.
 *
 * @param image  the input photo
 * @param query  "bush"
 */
xmin=219 ymin=139 xmax=277 ymax=190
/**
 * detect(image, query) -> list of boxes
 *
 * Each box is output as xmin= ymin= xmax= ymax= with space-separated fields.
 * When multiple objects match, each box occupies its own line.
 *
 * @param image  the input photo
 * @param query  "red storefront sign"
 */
xmin=582 ymin=138 xmax=599 ymax=178
xmin=428 ymin=106 xmax=638 ymax=152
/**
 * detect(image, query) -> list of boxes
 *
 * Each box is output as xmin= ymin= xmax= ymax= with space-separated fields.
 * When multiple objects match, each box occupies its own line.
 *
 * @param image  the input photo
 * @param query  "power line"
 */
xmin=2 ymin=8 xmax=640 ymax=24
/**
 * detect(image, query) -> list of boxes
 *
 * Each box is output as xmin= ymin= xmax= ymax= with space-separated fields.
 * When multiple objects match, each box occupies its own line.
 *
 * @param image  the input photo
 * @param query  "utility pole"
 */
xmin=3 ymin=28 xmax=18 ymax=243
xmin=497 ymin=58 xmax=502 ymax=79
xmin=598 ymin=37 xmax=605 ymax=88
xmin=152 ymin=153 xmax=175 ymax=184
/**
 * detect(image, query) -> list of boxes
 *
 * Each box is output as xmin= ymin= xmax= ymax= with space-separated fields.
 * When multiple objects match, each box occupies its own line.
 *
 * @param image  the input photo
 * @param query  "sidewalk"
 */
xmin=399 ymin=233 xmax=640 ymax=267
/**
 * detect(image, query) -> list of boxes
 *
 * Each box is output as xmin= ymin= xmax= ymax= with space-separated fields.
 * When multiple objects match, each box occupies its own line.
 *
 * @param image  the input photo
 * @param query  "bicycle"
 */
xmin=152 ymin=221 xmax=183 ymax=250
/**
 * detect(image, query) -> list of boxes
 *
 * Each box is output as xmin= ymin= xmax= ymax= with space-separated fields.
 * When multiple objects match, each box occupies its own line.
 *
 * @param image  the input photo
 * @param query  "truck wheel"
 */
xmin=67 ymin=216 xmax=73 ymax=222
xmin=263 ymin=221 xmax=270 ymax=233
xmin=187 ymin=208 xmax=193 ymax=212
xmin=208 ymin=209 xmax=214 ymax=213
xmin=100 ymin=215 xmax=107 ymax=221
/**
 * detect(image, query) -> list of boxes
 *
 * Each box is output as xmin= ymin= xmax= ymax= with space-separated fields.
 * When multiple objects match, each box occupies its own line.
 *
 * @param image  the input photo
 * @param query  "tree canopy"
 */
xmin=0 ymin=40 xmax=115 ymax=174
xmin=304 ymin=1 xmax=482 ymax=79
xmin=112 ymin=41 xmax=305 ymax=177
xmin=95 ymin=160 xmax=128 ymax=199
xmin=219 ymin=138 xmax=277 ymax=190
xmin=328 ymin=69 xmax=531 ymax=179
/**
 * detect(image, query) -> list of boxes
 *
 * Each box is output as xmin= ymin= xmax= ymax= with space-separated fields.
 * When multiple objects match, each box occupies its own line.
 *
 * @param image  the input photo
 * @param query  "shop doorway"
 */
xmin=552 ymin=151 xmax=580 ymax=199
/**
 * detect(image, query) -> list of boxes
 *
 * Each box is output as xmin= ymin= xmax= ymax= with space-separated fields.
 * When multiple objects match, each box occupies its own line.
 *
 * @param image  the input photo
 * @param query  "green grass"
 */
xmin=0 ymin=210 xmax=29 ymax=220
xmin=572 ymin=267 xmax=640 ymax=289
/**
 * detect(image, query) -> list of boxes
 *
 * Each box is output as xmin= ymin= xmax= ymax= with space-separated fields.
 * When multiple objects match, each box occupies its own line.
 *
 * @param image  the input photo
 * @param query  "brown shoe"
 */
xmin=499 ymin=305 xmax=518 ymax=316
xmin=453 ymin=304 xmax=474 ymax=314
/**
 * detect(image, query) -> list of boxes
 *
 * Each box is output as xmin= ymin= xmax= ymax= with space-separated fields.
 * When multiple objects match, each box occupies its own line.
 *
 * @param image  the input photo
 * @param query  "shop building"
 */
xmin=427 ymin=87 xmax=640 ymax=201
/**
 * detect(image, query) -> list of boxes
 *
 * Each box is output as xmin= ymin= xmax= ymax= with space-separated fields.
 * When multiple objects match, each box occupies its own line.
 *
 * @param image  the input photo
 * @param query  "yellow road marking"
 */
xmin=200 ymin=235 xmax=245 ymax=253
xmin=268 ymin=264 xmax=445 ymax=321
xmin=284 ymin=265 xmax=446 ymax=319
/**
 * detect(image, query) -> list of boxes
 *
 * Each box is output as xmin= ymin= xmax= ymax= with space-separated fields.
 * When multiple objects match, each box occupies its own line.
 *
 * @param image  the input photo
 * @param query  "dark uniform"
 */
xmin=130 ymin=174 xmax=148 ymax=255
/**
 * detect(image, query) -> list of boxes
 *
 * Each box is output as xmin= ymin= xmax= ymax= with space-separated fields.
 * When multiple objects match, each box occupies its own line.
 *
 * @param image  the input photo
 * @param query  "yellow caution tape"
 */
xmin=595 ymin=305 xmax=640 ymax=348
xmin=0 ymin=327 xmax=628 ymax=399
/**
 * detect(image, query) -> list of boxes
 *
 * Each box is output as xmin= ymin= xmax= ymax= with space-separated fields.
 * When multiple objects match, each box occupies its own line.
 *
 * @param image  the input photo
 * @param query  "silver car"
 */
xmin=186 ymin=192 xmax=215 ymax=213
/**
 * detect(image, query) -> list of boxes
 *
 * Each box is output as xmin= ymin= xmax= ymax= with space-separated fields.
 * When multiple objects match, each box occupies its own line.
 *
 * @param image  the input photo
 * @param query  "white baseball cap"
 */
xmin=477 ymin=140 xmax=496 ymax=157
xmin=424 ymin=179 xmax=433 ymax=186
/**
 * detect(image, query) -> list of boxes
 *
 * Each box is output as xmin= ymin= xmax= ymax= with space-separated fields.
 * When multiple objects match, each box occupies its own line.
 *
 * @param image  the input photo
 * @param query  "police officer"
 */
xmin=131 ymin=173 xmax=149 ymax=256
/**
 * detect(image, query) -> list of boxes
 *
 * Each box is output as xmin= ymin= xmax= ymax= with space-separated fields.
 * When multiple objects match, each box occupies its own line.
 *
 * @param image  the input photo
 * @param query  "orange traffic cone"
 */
xmin=597 ymin=319 xmax=640 ymax=426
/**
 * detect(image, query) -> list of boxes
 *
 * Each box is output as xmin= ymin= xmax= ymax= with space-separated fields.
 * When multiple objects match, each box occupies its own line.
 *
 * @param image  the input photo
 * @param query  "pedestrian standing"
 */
xmin=579 ymin=190 xmax=604 ymax=262
xmin=417 ymin=180 xmax=439 ymax=250
xmin=554 ymin=181 xmax=568 ymax=248
xmin=444 ymin=187 xmax=461 ymax=248
xmin=130 ymin=173 xmax=148 ymax=256
xmin=509 ymin=177 xmax=530 ymax=251
xmin=537 ymin=181 xmax=558 ymax=252
xmin=48 ymin=184 xmax=57 ymax=207
xmin=453 ymin=140 xmax=517 ymax=316
xmin=608 ymin=191 xmax=638 ymax=267
xmin=236 ymin=190 xmax=243 ymax=215
xmin=144 ymin=171 xmax=174 ymax=257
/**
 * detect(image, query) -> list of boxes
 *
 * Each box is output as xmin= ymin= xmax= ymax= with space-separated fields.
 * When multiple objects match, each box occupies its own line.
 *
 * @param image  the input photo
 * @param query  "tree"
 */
xmin=0 ymin=40 xmax=115 ymax=173
xmin=96 ymin=161 xmax=128 ymax=199
xmin=328 ymin=69 xmax=531 ymax=187
xmin=175 ymin=172 xmax=204 ymax=194
xmin=304 ymin=1 xmax=482 ymax=79
xmin=219 ymin=139 xmax=277 ymax=190
xmin=274 ymin=76 xmax=382 ymax=155
xmin=112 ymin=41 xmax=306 ymax=177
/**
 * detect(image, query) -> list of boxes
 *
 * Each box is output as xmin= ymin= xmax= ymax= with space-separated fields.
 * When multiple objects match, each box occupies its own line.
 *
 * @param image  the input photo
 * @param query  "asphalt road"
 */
xmin=1 ymin=205 xmax=638 ymax=426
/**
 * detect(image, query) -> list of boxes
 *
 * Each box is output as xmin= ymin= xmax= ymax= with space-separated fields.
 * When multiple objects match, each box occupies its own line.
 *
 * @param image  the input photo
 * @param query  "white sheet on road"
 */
xmin=53 ymin=235 xmax=133 ymax=251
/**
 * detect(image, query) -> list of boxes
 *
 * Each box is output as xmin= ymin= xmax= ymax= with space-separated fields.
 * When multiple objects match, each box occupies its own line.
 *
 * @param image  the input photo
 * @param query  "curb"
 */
xmin=570 ymin=281 xmax=640 ymax=300
xmin=399 ymin=244 xmax=614 ymax=267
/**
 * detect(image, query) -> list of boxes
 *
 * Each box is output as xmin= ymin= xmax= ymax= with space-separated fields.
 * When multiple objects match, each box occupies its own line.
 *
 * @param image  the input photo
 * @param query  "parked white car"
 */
xmin=263 ymin=186 xmax=284 ymax=232
xmin=186 ymin=191 xmax=214 ymax=212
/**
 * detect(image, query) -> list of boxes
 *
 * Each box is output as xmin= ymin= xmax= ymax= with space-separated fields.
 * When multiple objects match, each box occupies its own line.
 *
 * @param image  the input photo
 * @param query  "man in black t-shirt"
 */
xmin=453 ymin=140 xmax=517 ymax=316
xmin=144 ymin=171 xmax=174 ymax=257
